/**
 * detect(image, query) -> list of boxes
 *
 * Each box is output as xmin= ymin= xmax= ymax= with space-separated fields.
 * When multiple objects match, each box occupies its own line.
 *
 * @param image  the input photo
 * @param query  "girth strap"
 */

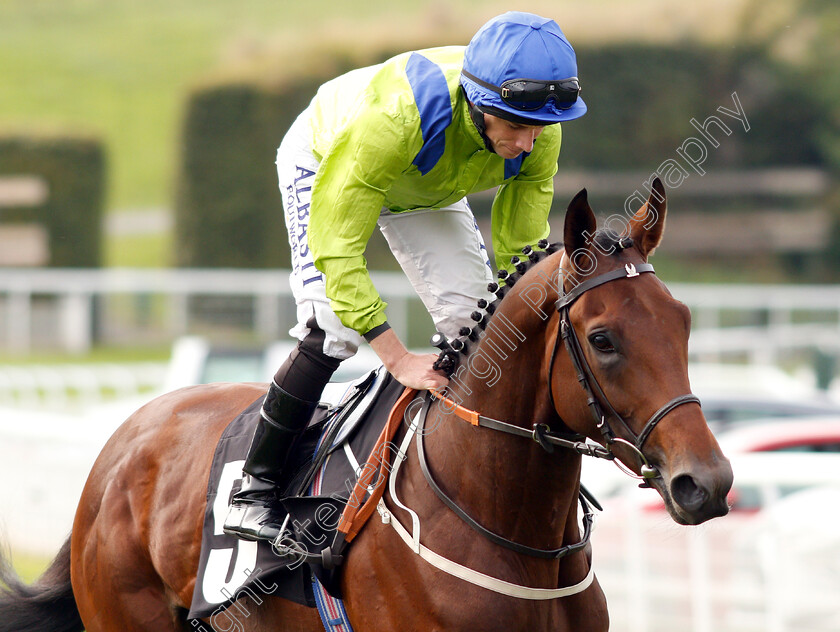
xmin=336 ymin=387 xmax=419 ymax=542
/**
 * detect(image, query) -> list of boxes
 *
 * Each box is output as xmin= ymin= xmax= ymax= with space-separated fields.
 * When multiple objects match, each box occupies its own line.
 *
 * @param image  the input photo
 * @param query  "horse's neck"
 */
xmin=447 ymin=286 xmax=559 ymax=434
xmin=423 ymin=302 xmax=581 ymax=547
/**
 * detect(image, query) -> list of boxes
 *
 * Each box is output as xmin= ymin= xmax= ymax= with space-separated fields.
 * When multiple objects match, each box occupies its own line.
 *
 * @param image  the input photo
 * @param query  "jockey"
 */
xmin=224 ymin=11 xmax=587 ymax=542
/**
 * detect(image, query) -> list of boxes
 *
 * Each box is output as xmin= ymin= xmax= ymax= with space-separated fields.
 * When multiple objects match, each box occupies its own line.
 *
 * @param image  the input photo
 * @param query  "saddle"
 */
xmin=188 ymin=367 xmax=416 ymax=620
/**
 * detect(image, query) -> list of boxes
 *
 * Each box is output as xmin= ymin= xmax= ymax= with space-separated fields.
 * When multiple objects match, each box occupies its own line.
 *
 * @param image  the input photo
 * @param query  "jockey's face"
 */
xmin=482 ymin=113 xmax=546 ymax=159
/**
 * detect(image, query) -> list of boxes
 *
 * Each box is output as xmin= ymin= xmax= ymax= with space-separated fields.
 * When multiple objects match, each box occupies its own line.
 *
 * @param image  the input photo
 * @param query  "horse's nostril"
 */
xmin=670 ymin=474 xmax=709 ymax=512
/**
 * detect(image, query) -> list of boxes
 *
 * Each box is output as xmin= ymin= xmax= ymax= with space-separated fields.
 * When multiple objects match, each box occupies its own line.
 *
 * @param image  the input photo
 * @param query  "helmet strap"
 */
xmin=462 ymin=87 xmax=496 ymax=154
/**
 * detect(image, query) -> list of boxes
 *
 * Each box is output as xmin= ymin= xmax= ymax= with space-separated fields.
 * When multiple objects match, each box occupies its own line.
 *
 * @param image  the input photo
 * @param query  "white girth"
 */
xmin=374 ymin=408 xmax=596 ymax=600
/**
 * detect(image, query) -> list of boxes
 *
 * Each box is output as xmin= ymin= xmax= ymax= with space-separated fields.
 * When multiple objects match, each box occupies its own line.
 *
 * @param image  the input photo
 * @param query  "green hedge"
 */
xmin=0 ymin=135 xmax=105 ymax=267
xmin=175 ymin=75 xmax=330 ymax=269
xmin=174 ymin=44 xmax=825 ymax=269
xmin=563 ymin=44 xmax=821 ymax=170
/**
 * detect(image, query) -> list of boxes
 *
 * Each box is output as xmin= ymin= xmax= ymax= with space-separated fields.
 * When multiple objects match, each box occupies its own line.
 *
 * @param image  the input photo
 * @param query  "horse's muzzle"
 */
xmin=663 ymin=459 xmax=734 ymax=525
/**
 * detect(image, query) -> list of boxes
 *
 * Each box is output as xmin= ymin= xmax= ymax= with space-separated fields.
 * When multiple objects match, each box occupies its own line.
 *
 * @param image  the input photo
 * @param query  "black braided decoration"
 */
xmin=432 ymin=240 xmax=562 ymax=377
xmin=432 ymin=348 xmax=459 ymax=376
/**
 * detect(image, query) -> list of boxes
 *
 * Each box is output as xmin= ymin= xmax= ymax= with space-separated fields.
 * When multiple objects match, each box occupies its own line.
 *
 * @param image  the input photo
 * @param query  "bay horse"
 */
xmin=0 ymin=178 xmax=733 ymax=632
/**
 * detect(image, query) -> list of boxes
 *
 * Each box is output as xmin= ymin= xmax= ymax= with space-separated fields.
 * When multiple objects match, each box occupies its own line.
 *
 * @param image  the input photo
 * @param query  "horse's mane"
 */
xmin=445 ymin=229 xmax=632 ymax=363
xmin=447 ymin=239 xmax=558 ymax=360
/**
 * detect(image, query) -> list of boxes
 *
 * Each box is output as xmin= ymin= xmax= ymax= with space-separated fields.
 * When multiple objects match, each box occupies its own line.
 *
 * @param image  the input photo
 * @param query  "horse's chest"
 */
xmin=342 ymin=519 xmax=608 ymax=632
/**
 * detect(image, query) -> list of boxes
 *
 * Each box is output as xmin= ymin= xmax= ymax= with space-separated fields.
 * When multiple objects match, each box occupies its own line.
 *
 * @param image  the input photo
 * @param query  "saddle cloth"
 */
xmin=187 ymin=367 xmax=407 ymax=621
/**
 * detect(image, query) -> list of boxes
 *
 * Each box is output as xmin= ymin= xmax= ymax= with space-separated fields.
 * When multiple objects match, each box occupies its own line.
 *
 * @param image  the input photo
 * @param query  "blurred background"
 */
xmin=1 ymin=0 xmax=840 ymax=630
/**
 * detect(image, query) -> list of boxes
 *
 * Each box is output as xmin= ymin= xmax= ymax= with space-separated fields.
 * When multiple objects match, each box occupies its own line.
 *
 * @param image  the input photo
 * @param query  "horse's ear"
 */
xmin=628 ymin=177 xmax=667 ymax=259
xmin=564 ymin=188 xmax=597 ymax=260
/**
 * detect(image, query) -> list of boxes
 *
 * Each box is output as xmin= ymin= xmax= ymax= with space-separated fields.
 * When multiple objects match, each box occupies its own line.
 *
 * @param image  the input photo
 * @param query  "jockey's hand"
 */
xmin=389 ymin=351 xmax=450 ymax=391
xmin=368 ymin=328 xmax=449 ymax=391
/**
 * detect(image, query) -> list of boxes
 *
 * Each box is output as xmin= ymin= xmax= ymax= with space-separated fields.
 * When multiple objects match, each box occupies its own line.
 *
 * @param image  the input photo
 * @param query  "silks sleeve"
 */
xmin=307 ymin=105 xmax=415 ymax=336
xmin=490 ymin=125 xmax=562 ymax=271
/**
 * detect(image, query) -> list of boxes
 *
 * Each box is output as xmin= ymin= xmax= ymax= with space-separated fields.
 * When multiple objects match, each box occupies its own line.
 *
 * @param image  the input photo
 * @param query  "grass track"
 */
xmin=0 ymin=0 xmax=755 ymax=267
xmin=9 ymin=550 xmax=51 ymax=583
xmin=0 ymin=0 xmax=751 ymax=213
xmin=0 ymin=0 xmax=482 ymax=212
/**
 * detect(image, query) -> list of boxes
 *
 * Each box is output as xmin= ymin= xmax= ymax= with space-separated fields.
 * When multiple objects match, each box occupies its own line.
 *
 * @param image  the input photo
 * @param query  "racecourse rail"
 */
xmin=1 ymin=267 xmax=840 ymax=362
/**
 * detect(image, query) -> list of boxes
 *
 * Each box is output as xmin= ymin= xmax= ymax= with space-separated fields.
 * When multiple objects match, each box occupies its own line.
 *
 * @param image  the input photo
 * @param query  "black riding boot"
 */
xmin=223 ymin=382 xmax=318 ymax=542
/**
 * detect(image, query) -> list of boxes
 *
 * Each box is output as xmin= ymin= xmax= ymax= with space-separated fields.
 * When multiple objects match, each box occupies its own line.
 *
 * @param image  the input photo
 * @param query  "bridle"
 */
xmin=549 ymin=260 xmax=701 ymax=481
xmin=418 ymin=258 xmax=701 ymax=563
xmin=378 ymin=258 xmax=701 ymax=596
xmin=431 ymin=260 xmax=701 ymax=484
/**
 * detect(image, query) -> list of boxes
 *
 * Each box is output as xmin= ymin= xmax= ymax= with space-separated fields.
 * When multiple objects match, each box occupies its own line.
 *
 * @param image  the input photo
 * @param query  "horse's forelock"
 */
xmin=593 ymin=228 xmax=632 ymax=254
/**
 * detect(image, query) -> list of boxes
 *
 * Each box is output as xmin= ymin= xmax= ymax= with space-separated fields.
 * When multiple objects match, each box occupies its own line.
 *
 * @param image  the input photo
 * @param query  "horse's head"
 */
xmin=552 ymin=177 xmax=733 ymax=525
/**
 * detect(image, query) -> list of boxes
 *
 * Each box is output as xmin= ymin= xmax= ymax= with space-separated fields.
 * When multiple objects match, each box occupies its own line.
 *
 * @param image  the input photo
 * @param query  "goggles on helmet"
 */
xmin=462 ymin=69 xmax=580 ymax=112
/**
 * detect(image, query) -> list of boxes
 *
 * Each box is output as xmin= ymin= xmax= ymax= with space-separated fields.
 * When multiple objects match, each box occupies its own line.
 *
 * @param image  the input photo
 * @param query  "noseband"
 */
xmin=550 ymin=261 xmax=700 ymax=480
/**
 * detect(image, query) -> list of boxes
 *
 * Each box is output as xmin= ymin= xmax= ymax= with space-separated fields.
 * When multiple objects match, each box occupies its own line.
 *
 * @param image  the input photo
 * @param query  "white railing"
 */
xmin=0 ymin=362 xmax=167 ymax=411
xmin=590 ymin=454 xmax=840 ymax=632
xmin=1 ymin=267 xmax=840 ymax=360
xmin=669 ymin=282 xmax=840 ymax=366
xmin=0 ymin=268 xmax=418 ymax=353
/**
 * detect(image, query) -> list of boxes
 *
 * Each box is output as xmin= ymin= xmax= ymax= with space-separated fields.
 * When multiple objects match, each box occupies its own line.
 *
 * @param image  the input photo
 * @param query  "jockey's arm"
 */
xmin=368 ymin=326 xmax=449 ymax=391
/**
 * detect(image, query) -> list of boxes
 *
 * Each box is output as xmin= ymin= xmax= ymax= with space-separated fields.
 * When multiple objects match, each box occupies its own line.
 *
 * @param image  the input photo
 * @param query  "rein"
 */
xmin=417 ymin=394 xmax=596 ymax=560
xmin=377 ymin=400 xmax=596 ymax=600
xmin=428 ymin=389 xmax=612 ymax=460
xmin=376 ymin=258 xmax=701 ymax=599
xmin=429 ymin=263 xmax=700 ymax=483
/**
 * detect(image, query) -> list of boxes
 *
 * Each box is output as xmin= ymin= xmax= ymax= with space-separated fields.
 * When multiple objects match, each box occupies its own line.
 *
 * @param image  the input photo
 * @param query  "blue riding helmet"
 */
xmin=461 ymin=12 xmax=587 ymax=125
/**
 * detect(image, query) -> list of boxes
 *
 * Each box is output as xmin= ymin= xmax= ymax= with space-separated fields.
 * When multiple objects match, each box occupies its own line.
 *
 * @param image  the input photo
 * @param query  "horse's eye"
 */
xmin=589 ymin=333 xmax=616 ymax=353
